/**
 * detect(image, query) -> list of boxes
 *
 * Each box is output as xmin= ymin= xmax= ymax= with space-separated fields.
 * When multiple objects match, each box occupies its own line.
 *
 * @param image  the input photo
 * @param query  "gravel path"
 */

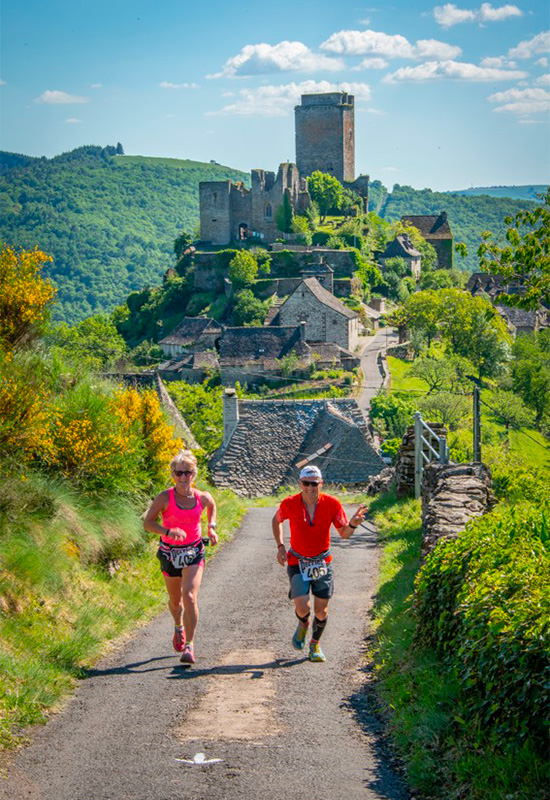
xmin=1 ymin=507 xmax=408 ymax=800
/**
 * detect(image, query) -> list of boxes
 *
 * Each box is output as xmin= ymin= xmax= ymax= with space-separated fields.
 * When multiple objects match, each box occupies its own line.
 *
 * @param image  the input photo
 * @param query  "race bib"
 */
xmin=299 ymin=557 xmax=328 ymax=581
xmin=169 ymin=545 xmax=200 ymax=569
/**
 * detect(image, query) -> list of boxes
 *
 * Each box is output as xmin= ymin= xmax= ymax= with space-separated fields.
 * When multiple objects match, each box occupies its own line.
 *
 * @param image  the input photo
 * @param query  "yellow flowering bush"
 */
xmin=0 ymin=246 xmax=56 ymax=351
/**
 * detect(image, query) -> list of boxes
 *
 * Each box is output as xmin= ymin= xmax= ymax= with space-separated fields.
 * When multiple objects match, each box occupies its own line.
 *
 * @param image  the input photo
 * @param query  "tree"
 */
xmin=307 ymin=171 xmax=344 ymax=222
xmin=116 ymin=142 xmax=124 ymax=155
xmin=275 ymin=190 xmax=294 ymax=234
xmin=231 ymin=289 xmax=267 ymax=326
xmin=340 ymin=188 xmax=362 ymax=219
xmin=418 ymin=392 xmax=469 ymax=431
xmin=478 ymin=189 xmax=550 ymax=310
xmin=419 ymin=269 xmax=467 ymax=291
xmin=511 ymin=330 xmax=550 ymax=426
xmin=174 ymin=231 xmax=193 ymax=259
xmin=228 ymin=250 xmax=258 ymax=288
xmin=0 ymin=245 xmax=56 ymax=351
xmin=409 ymin=354 xmax=461 ymax=393
xmin=400 ymin=290 xmax=442 ymax=347
xmin=490 ymin=389 xmax=535 ymax=438
xmin=48 ymin=314 xmax=128 ymax=368
xmin=291 ymin=215 xmax=312 ymax=245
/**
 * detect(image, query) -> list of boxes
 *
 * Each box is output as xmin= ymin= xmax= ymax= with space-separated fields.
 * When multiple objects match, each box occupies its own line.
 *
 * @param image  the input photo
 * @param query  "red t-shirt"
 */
xmin=276 ymin=493 xmax=348 ymax=565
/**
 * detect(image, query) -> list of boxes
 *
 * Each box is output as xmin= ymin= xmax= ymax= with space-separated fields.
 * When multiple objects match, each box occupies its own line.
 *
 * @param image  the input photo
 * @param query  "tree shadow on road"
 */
xmin=81 ymin=655 xmax=306 ymax=680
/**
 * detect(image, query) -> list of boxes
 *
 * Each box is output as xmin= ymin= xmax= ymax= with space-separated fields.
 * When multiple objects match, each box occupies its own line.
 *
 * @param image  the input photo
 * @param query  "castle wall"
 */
xmin=295 ymin=92 xmax=355 ymax=183
xmin=199 ymin=182 xmax=232 ymax=245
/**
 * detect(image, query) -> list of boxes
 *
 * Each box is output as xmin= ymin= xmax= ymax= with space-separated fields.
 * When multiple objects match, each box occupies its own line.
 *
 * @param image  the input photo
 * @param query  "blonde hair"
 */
xmin=170 ymin=450 xmax=198 ymax=474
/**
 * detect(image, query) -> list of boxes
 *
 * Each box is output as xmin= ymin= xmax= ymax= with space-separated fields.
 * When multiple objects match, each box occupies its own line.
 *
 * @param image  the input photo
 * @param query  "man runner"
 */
xmin=272 ymin=465 xmax=367 ymax=663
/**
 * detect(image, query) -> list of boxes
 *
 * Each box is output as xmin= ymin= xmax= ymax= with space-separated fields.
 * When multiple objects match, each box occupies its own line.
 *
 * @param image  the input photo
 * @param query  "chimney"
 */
xmin=299 ymin=320 xmax=306 ymax=341
xmin=223 ymin=388 xmax=239 ymax=447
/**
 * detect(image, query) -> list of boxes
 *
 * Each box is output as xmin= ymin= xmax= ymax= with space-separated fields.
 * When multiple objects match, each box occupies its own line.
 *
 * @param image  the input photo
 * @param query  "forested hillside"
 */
xmin=381 ymin=184 xmax=538 ymax=272
xmin=449 ymin=184 xmax=547 ymax=201
xmin=0 ymin=146 xmax=247 ymax=323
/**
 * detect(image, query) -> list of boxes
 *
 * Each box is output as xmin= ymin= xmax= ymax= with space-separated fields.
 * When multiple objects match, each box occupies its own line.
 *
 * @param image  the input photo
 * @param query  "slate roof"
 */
xmin=219 ymin=326 xmax=308 ymax=367
xmin=209 ymin=398 xmax=385 ymax=497
xmin=495 ymin=305 xmax=538 ymax=331
xmin=381 ymin=234 xmax=421 ymax=259
xmin=159 ymin=316 xmax=223 ymax=348
xmin=466 ymin=272 xmax=525 ymax=299
xmin=297 ymin=277 xmax=357 ymax=319
xmin=158 ymin=350 xmax=220 ymax=373
xmin=401 ymin=212 xmax=452 ymax=239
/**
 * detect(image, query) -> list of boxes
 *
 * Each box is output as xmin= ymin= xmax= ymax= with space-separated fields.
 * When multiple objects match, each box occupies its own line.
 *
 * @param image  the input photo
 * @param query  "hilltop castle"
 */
xmin=199 ymin=92 xmax=369 ymax=245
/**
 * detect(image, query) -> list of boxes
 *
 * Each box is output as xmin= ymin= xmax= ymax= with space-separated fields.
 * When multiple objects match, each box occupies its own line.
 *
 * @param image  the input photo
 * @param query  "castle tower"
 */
xmin=295 ymin=92 xmax=355 ymax=183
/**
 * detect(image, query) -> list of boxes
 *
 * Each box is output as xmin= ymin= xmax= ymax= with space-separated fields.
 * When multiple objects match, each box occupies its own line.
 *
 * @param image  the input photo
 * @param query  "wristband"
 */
xmin=208 ymin=523 xmax=216 ymax=528
xmin=165 ymin=528 xmax=172 ymax=536
xmin=277 ymin=544 xmax=286 ymax=549
xmin=349 ymin=521 xmax=358 ymax=529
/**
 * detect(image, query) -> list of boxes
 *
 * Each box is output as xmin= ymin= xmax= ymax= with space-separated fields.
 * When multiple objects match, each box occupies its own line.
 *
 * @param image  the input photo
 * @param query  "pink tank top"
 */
xmin=161 ymin=488 xmax=204 ymax=546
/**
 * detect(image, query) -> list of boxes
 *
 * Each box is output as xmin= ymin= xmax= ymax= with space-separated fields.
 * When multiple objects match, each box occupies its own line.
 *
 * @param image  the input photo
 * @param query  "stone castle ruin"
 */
xmin=199 ymin=92 xmax=369 ymax=246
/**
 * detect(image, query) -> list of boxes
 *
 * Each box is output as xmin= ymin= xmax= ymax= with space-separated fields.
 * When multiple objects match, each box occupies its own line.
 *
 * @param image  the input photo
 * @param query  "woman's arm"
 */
xmin=201 ymin=491 xmax=218 ymax=545
xmin=143 ymin=491 xmax=170 ymax=537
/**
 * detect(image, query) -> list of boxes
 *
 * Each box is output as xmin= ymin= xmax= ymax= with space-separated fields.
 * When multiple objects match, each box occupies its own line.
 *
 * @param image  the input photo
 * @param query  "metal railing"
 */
xmin=414 ymin=411 xmax=449 ymax=498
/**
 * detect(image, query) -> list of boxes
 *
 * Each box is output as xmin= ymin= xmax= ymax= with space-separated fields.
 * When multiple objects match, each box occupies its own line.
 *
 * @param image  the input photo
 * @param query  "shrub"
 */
xmin=0 ymin=246 xmax=56 ymax=351
xmin=414 ymin=502 xmax=550 ymax=754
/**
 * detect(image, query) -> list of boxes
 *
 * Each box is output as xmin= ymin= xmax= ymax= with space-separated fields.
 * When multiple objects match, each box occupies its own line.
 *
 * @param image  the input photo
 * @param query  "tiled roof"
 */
xmin=209 ymin=398 xmax=385 ymax=496
xmin=159 ymin=350 xmax=220 ymax=372
xmin=159 ymin=316 xmax=223 ymax=347
xmin=495 ymin=305 xmax=537 ymax=329
xmin=219 ymin=326 xmax=303 ymax=366
xmin=382 ymin=234 xmax=421 ymax=259
xmin=401 ymin=212 xmax=452 ymax=239
xmin=299 ymin=278 xmax=357 ymax=319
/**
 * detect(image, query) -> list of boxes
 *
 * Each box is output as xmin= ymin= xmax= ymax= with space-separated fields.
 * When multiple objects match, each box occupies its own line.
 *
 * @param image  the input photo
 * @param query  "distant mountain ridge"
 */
xmin=0 ymin=145 xmax=541 ymax=322
xmin=447 ymin=185 xmax=547 ymax=202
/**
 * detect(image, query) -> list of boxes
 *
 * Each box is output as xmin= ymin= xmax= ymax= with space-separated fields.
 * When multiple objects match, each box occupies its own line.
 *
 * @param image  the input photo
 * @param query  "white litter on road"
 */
xmin=175 ymin=752 xmax=223 ymax=765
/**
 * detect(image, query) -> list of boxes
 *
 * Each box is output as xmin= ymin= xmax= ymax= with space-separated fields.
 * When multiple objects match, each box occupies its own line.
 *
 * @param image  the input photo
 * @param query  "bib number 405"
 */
xmin=299 ymin=558 xmax=328 ymax=581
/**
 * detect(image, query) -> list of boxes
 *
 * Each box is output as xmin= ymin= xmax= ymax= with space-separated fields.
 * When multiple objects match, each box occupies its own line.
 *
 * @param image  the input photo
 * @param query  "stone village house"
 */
xmin=401 ymin=212 xmax=454 ymax=270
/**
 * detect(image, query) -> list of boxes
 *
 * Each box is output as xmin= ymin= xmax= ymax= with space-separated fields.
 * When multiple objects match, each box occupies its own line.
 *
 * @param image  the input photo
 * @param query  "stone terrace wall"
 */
xmin=421 ymin=462 xmax=497 ymax=557
xmin=394 ymin=422 xmax=448 ymax=496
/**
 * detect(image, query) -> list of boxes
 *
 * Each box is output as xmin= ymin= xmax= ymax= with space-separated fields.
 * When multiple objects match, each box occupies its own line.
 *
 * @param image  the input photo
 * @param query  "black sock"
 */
xmin=311 ymin=616 xmax=327 ymax=642
xmin=296 ymin=610 xmax=310 ymax=627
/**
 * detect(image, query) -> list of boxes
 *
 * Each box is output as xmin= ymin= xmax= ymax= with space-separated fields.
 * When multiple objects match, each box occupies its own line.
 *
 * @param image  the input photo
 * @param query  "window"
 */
xmin=265 ymin=203 xmax=272 ymax=219
xmin=213 ymin=192 xmax=217 ymax=203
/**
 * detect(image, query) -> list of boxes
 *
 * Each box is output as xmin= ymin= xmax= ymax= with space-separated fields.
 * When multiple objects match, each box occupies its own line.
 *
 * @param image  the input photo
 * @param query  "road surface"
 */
xmin=357 ymin=328 xmax=399 ymax=416
xmin=1 ymin=507 xmax=407 ymax=800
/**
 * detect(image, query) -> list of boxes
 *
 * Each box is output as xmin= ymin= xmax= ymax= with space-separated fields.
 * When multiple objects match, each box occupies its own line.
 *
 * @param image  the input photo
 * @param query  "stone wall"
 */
xmin=394 ymin=422 xmax=448 ymax=496
xmin=386 ymin=342 xmax=411 ymax=359
xmin=278 ymin=283 xmax=357 ymax=350
xmin=421 ymin=462 xmax=497 ymax=557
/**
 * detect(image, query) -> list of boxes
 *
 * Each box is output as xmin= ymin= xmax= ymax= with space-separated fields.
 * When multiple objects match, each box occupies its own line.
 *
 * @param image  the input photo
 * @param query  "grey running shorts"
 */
xmin=287 ymin=562 xmax=334 ymax=600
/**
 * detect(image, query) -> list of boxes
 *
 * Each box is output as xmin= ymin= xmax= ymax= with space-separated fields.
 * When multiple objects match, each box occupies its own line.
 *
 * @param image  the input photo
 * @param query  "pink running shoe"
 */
xmin=180 ymin=643 xmax=195 ymax=665
xmin=173 ymin=627 xmax=185 ymax=653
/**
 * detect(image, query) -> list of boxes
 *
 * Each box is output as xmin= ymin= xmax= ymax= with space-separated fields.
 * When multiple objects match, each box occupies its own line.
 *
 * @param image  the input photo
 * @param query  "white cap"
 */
xmin=299 ymin=465 xmax=322 ymax=481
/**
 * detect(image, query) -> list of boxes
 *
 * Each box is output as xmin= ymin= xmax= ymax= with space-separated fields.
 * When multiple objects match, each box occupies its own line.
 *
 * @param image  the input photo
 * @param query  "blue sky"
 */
xmin=1 ymin=0 xmax=549 ymax=190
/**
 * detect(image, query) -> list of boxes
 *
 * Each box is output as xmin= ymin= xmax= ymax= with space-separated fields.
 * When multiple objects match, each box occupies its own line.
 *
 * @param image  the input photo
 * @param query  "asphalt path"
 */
xmin=357 ymin=328 xmax=400 ymax=415
xmin=1 ymin=507 xmax=408 ymax=800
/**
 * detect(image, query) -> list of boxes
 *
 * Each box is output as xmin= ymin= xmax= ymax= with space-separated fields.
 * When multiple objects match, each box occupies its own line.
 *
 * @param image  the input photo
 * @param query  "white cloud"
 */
xmin=321 ymin=29 xmax=414 ymax=57
xmin=415 ymin=39 xmax=462 ymax=59
xmin=359 ymin=17 xmax=371 ymax=26
xmin=0 ymin=79 xmax=6 ymax=86
xmin=90 ymin=83 xmax=102 ymax=89
xmin=535 ymin=57 xmax=548 ymax=67
xmin=509 ymin=31 xmax=550 ymax=59
xmin=210 ymin=80 xmax=371 ymax=116
xmin=208 ymin=41 xmax=343 ymax=78
xmin=159 ymin=81 xmax=200 ymax=89
xmin=433 ymin=4 xmax=476 ymax=27
xmin=480 ymin=55 xmax=516 ymax=67
xmin=488 ymin=86 xmax=550 ymax=114
xmin=384 ymin=60 xmax=527 ymax=82
xmin=381 ymin=166 xmax=399 ymax=171
xmin=65 ymin=118 xmax=82 ymax=124
xmin=479 ymin=3 xmax=522 ymax=22
xmin=434 ymin=3 xmax=522 ymax=27
xmin=320 ymin=28 xmax=461 ymax=60
xmin=536 ymin=73 xmax=550 ymax=84
xmin=354 ymin=57 xmax=388 ymax=70
xmin=35 ymin=90 xmax=89 ymax=104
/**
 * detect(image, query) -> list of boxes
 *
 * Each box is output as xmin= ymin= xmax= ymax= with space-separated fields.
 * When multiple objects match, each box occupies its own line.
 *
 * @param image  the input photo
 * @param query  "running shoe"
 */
xmin=308 ymin=642 xmax=326 ymax=662
xmin=180 ymin=643 xmax=195 ymax=665
xmin=292 ymin=622 xmax=308 ymax=651
xmin=173 ymin=627 xmax=186 ymax=653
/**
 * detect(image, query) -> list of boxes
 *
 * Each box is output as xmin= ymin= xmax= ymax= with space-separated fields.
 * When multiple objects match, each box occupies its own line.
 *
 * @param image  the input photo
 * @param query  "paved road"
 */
xmin=1 ymin=508 xmax=407 ymax=800
xmin=357 ymin=328 xmax=399 ymax=416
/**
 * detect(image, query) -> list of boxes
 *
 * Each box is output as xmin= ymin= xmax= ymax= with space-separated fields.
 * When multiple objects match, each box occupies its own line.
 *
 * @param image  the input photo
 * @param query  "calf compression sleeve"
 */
xmin=296 ymin=610 xmax=310 ymax=627
xmin=311 ymin=616 xmax=327 ymax=641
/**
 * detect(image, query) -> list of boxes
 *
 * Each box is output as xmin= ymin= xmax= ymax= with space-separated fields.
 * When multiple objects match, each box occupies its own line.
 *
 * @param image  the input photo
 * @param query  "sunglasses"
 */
xmin=301 ymin=480 xmax=320 ymax=487
xmin=173 ymin=469 xmax=194 ymax=477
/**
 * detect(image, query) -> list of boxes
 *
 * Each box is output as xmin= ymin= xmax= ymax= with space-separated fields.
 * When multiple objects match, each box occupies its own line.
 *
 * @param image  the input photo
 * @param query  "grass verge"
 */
xmin=369 ymin=489 xmax=548 ymax=800
xmin=0 ymin=472 xmax=247 ymax=752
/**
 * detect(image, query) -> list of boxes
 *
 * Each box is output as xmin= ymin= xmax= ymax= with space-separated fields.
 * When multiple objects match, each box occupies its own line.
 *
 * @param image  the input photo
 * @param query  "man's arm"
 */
xmin=272 ymin=511 xmax=287 ymax=565
xmin=337 ymin=504 xmax=368 ymax=540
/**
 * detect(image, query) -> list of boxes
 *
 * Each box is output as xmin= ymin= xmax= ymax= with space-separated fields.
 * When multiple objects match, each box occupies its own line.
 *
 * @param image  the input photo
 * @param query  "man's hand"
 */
xmin=350 ymin=504 xmax=368 ymax=529
xmin=276 ymin=544 xmax=287 ymax=566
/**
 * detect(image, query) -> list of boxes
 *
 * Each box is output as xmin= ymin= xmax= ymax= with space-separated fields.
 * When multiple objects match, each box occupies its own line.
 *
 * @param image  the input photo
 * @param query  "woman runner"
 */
xmin=144 ymin=450 xmax=217 ymax=664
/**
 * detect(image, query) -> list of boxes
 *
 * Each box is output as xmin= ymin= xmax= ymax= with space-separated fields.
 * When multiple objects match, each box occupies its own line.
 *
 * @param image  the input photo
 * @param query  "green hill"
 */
xmin=381 ymin=184 xmax=538 ymax=272
xmin=448 ymin=184 xmax=547 ymax=202
xmin=0 ymin=146 xmax=248 ymax=323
